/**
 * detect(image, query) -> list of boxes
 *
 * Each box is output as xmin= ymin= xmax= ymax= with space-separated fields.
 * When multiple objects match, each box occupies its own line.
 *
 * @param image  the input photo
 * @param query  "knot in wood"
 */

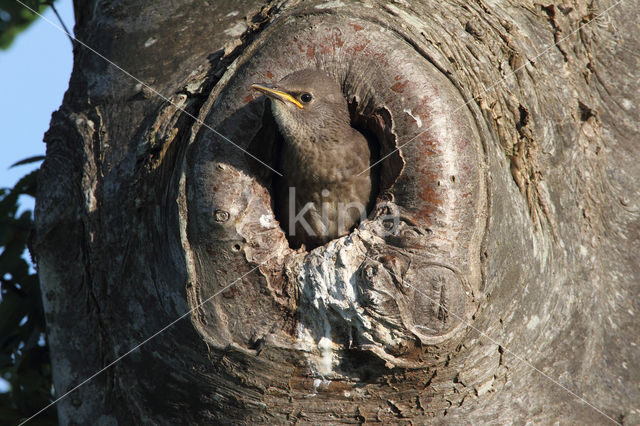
xmin=214 ymin=209 xmax=230 ymax=223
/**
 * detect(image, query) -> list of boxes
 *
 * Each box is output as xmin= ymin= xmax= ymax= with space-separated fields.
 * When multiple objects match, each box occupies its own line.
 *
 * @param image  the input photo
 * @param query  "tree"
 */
xmin=33 ymin=0 xmax=639 ymax=424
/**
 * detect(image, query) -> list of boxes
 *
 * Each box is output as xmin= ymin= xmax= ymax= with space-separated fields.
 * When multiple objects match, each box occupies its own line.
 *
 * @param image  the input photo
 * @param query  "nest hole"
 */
xmin=246 ymin=85 xmax=403 ymax=250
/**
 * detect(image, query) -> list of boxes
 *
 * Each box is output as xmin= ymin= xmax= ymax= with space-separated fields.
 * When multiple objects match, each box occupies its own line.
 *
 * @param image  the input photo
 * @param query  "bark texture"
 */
xmin=35 ymin=0 xmax=639 ymax=424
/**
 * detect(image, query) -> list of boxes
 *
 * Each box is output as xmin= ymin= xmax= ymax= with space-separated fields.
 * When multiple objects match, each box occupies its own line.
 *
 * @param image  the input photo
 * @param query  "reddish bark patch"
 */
xmin=306 ymin=45 xmax=316 ymax=58
xmin=333 ymin=32 xmax=345 ymax=47
xmin=351 ymin=42 xmax=367 ymax=52
xmin=391 ymin=80 xmax=409 ymax=93
xmin=419 ymin=185 xmax=441 ymax=211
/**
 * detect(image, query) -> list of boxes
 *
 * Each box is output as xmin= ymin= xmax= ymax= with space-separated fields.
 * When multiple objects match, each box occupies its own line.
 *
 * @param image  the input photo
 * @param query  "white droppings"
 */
xmin=144 ymin=37 xmax=157 ymax=47
xmin=622 ymin=98 xmax=633 ymax=110
xmin=296 ymin=238 xmax=367 ymax=370
xmin=225 ymin=10 xmax=239 ymax=17
xmin=404 ymin=108 xmax=423 ymax=128
xmin=311 ymin=377 xmax=332 ymax=396
xmin=579 ymin=245 xmax=589 ymax=257
xmin=224 ymin=21 xmax=246 ymax=37
xmin=317 ymin=336 xmax=334 ymax=375
xmin=315 ymin=1 xmax=346 ymax=9
xmin=259 ymin=214 xmax=274 ymax=228
xmin=526 ymin=315 xmax=540 ymax=330
xmin=295 ymin=233 xmax=404 ymax=373
xmin=475 ymin=376 xmax=494 ymax=396
xmin=313 ymin=377 xmax=331 ymax=389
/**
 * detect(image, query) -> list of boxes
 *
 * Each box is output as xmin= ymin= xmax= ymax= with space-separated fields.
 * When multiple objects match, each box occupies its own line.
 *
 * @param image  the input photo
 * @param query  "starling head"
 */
xmin=251 ymin=69 xmax=350 ymax=148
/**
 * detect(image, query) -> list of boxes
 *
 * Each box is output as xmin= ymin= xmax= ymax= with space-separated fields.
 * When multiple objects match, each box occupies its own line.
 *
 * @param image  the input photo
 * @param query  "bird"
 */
xmin=251 ymin=69 xmax=375 ymax=249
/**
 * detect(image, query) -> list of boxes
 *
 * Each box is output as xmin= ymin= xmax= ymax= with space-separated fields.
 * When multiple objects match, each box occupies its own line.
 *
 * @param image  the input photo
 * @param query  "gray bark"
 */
xmin=35 ymin=0 xmax=639 ymax=424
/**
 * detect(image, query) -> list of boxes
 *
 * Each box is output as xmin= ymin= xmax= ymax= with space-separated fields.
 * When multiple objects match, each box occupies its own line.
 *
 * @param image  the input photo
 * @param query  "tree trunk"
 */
xmin=35 ymin=0 xmax=639 ymax=424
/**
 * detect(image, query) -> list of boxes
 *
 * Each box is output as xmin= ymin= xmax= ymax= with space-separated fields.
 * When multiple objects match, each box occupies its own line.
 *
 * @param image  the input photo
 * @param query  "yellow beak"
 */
xmin=251 ymin=84 xmax=304 ymax=109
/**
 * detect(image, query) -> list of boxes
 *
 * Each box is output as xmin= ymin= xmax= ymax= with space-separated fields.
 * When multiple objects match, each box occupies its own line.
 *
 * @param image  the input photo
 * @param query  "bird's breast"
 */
xmin=274 ymin=124 xmax=373 ymax=246
xmin=278 ymin=131 xmax=370 ymax=183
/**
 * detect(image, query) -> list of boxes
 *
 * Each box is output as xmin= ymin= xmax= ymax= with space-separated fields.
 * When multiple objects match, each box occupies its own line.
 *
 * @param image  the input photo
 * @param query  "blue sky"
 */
xmin=0 ymin=0 xmax=74 ymax=210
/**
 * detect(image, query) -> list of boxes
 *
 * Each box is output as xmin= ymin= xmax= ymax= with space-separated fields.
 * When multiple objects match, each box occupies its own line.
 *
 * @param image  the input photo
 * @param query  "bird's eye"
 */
xmin=300 ymin=93 xmax=313 ymax=103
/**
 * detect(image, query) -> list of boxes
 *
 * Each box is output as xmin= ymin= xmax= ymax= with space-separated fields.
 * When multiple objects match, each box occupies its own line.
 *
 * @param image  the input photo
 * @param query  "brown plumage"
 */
xmin=252 ymin=69 xmax=374 ymax=249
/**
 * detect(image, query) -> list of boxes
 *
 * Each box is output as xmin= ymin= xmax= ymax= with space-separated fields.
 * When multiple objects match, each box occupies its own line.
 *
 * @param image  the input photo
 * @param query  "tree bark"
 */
xmin=35 ymin=0 xmax=639 ymax=424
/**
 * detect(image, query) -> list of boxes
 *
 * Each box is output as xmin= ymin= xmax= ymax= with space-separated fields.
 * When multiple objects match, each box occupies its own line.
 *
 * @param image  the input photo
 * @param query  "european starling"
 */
xmin=252 ymin=69 xmax=374 ymax=249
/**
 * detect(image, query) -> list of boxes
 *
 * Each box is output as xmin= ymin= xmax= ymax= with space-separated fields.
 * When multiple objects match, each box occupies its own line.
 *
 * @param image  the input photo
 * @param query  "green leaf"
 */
xmin=0 ymin=0 xmax=51 ymax=50
xmin=10 ymin=169 xmax=39 ymax=197
xmin=0 ymin=353 xmax=13 ymax=368
xmin=10 ymin=155 xmax=45 ymax=168
xmin=0 ymin=160 xmax=53 ymax=422
xmin=0 ymin=290 xmax=27 ymax=349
